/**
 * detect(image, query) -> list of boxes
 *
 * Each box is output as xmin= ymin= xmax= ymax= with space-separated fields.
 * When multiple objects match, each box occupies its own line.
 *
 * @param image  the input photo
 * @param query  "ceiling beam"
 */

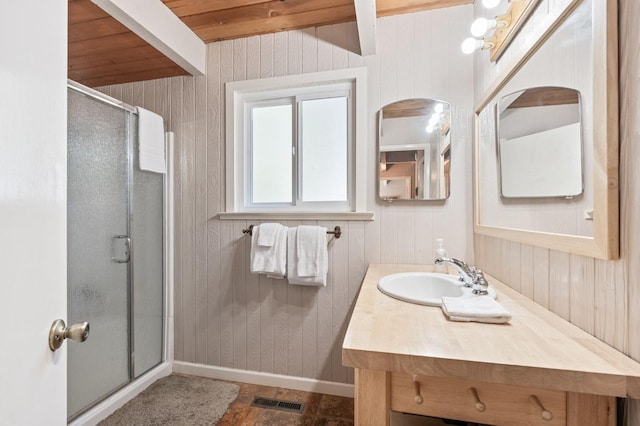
xmin=354 ymin=0 xmax=376 ymax=56
xmin=91 ymin=0 xmax=206 ymax=76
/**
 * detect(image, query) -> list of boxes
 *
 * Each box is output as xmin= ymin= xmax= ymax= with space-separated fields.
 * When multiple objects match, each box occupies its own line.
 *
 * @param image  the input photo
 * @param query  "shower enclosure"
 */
xmin=67 ymin=83 xmax=165 ymax=421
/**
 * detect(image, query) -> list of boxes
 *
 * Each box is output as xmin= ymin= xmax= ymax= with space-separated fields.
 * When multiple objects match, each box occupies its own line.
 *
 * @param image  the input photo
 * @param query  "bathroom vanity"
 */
xmin=343 ymin=264 xmax=640 ymax=425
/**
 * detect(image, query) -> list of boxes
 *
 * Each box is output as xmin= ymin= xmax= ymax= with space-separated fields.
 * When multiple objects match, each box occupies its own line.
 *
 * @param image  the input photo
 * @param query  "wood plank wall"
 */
xmin=473 ymin=0 xmax=640 ymax=377
xmin=99 ymin=5 xmax=474 ymax=385
xmin=619 ymin=0 xmax=640 ymax=367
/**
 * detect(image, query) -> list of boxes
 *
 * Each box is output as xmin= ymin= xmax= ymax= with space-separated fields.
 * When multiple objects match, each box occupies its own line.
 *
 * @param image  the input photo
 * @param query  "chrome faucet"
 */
xmin=434 ymin=257 xmax=474 ymax=287
xmin=471 ymin=267 xmax=490 ymax=295
xmin=433 ymin=257 xmax=490 ymax=295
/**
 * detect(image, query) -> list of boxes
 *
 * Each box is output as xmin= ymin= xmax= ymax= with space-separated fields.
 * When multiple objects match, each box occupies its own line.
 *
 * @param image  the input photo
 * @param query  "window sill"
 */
xmin=217 ymin=211 xmax=375 ymax=221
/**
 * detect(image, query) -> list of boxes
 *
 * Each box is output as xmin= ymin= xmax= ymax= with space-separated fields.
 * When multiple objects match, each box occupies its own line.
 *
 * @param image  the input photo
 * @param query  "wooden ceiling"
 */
xmin=69 ymin=0 xmax=189 ymax=87
xmin=69 ymin=0 xmax=471 ymax=88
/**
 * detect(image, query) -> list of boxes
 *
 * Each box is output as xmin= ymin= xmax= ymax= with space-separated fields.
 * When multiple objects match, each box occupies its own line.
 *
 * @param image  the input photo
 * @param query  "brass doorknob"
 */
xmin=48 ymin=319 xmax=90 ymax=351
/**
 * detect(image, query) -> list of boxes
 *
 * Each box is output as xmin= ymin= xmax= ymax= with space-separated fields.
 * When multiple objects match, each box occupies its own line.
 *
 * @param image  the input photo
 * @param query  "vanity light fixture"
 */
xmin=427 ymin=107 xmax=443 ymax=133
xmin=462 ymin=0 xmax=539 ymax=61
xmin=470 ymin=15 xmax=511 ymax=38
xmin=482 ymin=0 xmax=501 ymax=9
xmin=461 ymin=37 xmax=496 ymax=55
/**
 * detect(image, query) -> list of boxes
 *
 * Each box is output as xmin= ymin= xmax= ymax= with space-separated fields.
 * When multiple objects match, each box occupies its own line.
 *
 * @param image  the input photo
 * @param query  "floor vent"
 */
xmin=251 ymin=397 xmax=305 ymax=414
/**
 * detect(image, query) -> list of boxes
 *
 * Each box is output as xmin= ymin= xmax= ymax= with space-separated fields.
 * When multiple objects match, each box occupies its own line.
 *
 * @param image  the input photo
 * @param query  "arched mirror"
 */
xmin=378 ymin=98 xmax=451 ymax=201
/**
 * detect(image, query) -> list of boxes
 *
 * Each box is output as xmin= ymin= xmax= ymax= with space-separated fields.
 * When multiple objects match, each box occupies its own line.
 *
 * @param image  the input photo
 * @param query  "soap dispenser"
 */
xmin=434 ymin=238 xmax=447 ymax=273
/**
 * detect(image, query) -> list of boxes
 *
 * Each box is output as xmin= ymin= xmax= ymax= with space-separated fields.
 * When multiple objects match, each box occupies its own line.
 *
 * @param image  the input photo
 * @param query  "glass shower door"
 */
xmin=67 ymin=89 xmax=131 ymax=418
xmin=131 ymin=114 xmax=165 ymax=378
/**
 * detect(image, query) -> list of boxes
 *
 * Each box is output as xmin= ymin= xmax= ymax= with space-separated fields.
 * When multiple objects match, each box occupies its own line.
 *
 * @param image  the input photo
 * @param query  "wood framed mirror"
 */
xmin=473 ymin=0 xmax=618 ymax=259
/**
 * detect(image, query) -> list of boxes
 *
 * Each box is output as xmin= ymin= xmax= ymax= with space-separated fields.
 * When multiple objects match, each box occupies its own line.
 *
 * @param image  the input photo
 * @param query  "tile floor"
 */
xmin=217 ymin=382 xmax=354 ymax=425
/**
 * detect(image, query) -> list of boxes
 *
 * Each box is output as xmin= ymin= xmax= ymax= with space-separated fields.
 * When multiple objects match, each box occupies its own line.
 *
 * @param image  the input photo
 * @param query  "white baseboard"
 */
xmin=173 ymin=361 xmax=354 ymax=398
xmin=69 ymin=362 xmax=172 ymax=426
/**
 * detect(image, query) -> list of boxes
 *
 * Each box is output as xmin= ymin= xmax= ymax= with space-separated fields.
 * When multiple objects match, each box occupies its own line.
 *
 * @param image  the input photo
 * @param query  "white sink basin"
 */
xmin=377 ymin=272 xmax=496 ymax=306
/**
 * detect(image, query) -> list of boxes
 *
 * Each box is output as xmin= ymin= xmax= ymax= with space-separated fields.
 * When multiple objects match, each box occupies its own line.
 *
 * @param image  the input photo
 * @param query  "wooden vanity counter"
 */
xmin=342 ymin=264 xmax=640 ymax=425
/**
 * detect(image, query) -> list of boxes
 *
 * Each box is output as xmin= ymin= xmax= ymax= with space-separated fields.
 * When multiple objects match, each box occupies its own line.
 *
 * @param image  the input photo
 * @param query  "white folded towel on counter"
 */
xmin=441 ymin=296 xmax=512 ymax=324
xmin=250 ymin=224 xmax=287 ymax=278
xmin=287 ymin=227 xmax=328 ymax=286
xmin=296 ymin=225 xmax=326 ymax=277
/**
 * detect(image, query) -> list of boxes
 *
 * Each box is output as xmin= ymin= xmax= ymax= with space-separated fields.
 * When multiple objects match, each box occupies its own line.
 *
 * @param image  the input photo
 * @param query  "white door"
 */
xmin=0 ymin=2 xmax=68 ymax=425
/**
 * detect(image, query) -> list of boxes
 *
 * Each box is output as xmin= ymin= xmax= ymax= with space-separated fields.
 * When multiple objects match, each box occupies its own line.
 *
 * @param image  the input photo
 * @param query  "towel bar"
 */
xmin=242 ymin=225 xmax=342 ymax=239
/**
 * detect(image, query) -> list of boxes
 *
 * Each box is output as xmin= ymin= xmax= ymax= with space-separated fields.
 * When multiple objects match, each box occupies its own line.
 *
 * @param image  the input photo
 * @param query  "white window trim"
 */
xmin=225 ymin=68 xmax=371 ymax=220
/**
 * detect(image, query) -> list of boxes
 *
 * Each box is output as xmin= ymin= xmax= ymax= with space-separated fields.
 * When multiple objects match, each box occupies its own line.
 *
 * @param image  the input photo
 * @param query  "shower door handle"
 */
xmin=112 ymin=234 xmax=131 ymax=263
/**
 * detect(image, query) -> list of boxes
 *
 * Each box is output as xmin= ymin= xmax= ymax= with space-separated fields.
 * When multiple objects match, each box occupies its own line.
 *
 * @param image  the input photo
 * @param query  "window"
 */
xmin=225 ymin=68 xmax=368 ymax=217
xmin=247 ymin=91 xmax=349 ymax=209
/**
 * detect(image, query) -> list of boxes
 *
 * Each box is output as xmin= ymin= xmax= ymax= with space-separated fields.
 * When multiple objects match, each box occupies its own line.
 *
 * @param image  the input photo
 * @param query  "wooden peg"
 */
xmin=529 ymin=395 xmax=553 ymax=421
xmin=468 ymin=387 xmax=486 ymax=412
xmin=412 ymin=375 xmax=423 ymax=404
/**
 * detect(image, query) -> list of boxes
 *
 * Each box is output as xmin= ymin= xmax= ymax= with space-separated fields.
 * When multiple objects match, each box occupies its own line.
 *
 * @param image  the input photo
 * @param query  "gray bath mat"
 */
xmin=99 ymin=374 xmax=240 ymax=426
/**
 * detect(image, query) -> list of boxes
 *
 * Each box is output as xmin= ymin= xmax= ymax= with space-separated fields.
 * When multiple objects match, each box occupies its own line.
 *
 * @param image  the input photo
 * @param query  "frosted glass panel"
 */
xmin=251 ymin=104 xmax=292 ymax=204
xmin=132 ymin=116 xmax=164 ymax=377
xmin=67 ymin=89 xmax=130 ymax=417
xmin=300 ymin=97 xmax=348 ymax=202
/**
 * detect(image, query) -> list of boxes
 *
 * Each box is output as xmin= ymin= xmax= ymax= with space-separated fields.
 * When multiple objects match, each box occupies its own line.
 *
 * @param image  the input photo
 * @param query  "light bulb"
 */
xmin=471 ymin=17 xmax=497 ymax=37
xmin=434 ymin=103 xmax=444 ymax=114
xmin=429 ymin=114 xmax=439 ymax=126
xmin=461 ymin=37 xmax=482 ymax=54
xmin=426 ymin=125 xmax=434 ymax=133
xmin=482 ymin=0 xmax=501 ymax=9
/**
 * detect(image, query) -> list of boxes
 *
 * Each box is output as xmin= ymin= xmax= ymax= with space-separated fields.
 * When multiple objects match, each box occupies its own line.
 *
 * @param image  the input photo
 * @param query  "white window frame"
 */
xmin=224 ymin=68 xmax=369 ymax=218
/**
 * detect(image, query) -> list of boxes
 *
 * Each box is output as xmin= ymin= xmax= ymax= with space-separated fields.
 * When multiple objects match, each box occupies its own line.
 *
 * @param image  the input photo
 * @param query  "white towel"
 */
xmin=287 ymin=227 xmax=328 ymax=286
xmin=256 ymin=223 xmax=280 ymax=247
xmin=296 ymin=225 xmax=326 ymax=277
xmin=441 ymin=296 xmax=512 ymax=324
xmin=250 ymin=224 xmax=287 ymax=278
xmin=137 ymin=107 xmax=166 ymax=173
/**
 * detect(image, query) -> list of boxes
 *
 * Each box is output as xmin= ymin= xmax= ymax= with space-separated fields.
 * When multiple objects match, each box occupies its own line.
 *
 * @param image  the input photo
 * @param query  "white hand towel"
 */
xmin=137 ymin=107 xmax=166 ymax=173
xmin=256 ymin=223 xmax=280 ymax=247
xmin=287 ymin=227 xmax=328 ymax=286
xmin=296 ymin=225 xmax=326 ymax=277
xmin=441 ymin=296 xmax=512 ymax=324
xmin=250 ymin=224 xmax=287 ymax=277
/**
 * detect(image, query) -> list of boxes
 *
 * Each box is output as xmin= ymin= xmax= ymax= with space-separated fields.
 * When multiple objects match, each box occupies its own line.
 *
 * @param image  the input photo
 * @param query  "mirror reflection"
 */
xmin=497 ymin=86 xmax=583 ymax=198
xmin=378 ymin=99 xmax=451 ymax=201
xmin=476 ymin=0 xmax=596 ymax=239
